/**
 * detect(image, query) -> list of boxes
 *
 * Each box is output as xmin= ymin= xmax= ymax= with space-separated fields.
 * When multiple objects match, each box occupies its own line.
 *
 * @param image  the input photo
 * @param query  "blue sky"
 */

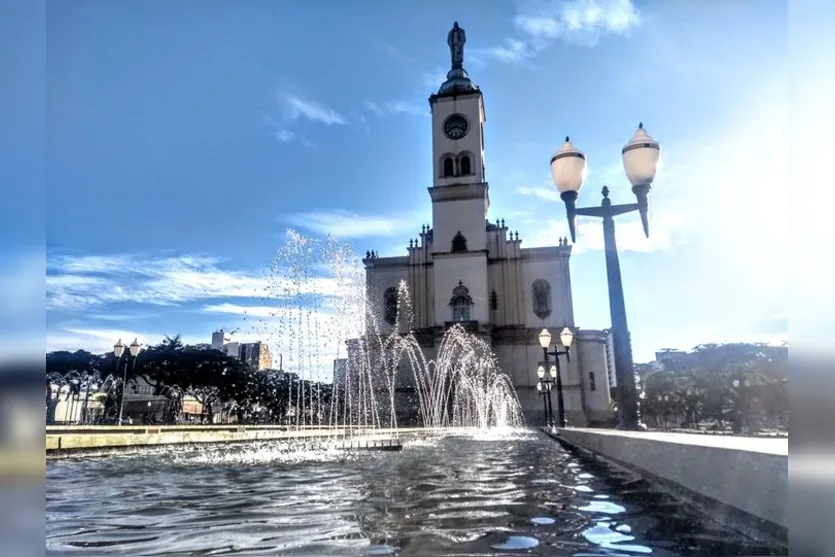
xmin=1 ymin=0 xmax=791 ymax=365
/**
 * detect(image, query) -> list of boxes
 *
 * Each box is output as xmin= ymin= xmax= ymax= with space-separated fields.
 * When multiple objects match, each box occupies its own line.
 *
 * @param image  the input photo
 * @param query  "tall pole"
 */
xmin=541 ymin=391 xmax=548 ymax=426
xmin=554 ymin=357 xmax=566 ymax=428
xmin=551 ymin=127 xmax=660 ymax=432
xmin=602 ymin=208 xmax=640 ymax=430
xmin=81 ymin=378 xmax=91 ymax=425
xmin=117 ymin=356 xmax=128 ymax=425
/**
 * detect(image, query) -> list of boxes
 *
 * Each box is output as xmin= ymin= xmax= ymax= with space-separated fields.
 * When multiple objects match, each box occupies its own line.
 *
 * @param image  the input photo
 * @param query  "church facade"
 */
xmin=357 ymin=23 xmax=615 ymax=426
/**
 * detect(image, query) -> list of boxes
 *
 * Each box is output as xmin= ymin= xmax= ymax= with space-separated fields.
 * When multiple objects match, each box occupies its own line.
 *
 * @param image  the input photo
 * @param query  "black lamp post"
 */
xmin=538 ymin=327 xmax=574 ymax=428
xmin=549 ymin=124 xmax=661 ymax=431
xmin=536 ymin=379 xmax=552 ymax=427
xmin=114 ymin=338 xmax=143 ymax=425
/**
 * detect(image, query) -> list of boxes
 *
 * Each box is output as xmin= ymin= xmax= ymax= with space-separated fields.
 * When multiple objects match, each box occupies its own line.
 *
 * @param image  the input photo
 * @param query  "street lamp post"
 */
xmin=80 ymin=375 xmax=98 ymax=425
xmin=536 ymin=380 xmax=551 ymax=426
xmin=731 ymin=378 xmax=751 ymax=433
xmin=656 ymin=394 xmax=670 ymax=429
xmin=549 ymin=124 xmax=661 ymax=431
xmin=538 ymin=327 xmax=574 ymax=428
xmin=114 ymin=338 xmax=142 ymax=425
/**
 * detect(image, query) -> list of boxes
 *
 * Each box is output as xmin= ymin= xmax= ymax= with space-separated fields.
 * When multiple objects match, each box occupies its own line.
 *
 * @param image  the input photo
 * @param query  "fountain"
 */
xmin=44 ymin=231 xmax=786 ymax=556
xmin=252 ymin=229 xmax=523 ymax=432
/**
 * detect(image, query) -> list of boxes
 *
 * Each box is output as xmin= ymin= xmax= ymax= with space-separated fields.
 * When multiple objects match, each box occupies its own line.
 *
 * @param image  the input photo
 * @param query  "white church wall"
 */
xmin=406 ymin=262 xmax=434 ymax=329
xmin=432 ymin=198 xmax=487 ymax=252
xmin=433 ymin=254 xmax=488 ymax=324
xmin=366 ymin=262 xmax=409 ymax=332
xmin=519 ymin=250 xmax=573 ymax=328
xmin=576 ymin=332 xmax=614 ymax=418
xmin=487 ymin=262 xmax=502 ymax=324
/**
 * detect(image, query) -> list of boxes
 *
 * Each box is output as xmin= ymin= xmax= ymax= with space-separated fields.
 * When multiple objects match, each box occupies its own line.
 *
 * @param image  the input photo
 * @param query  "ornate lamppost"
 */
xmin=114 ymin=338 xmax=142 ymax=425
xmin=549 ymin=124 xmax=661 ymax=430
xmin=538 ymin=327 xmax=574 ymax=428
xmin=536 ymin=380 xmax=552 ymax=427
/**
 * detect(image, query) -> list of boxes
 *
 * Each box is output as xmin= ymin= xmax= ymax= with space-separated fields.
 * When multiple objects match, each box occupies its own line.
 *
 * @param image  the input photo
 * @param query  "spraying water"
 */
xmin=251 ymin=230 xmax=523 ymax=431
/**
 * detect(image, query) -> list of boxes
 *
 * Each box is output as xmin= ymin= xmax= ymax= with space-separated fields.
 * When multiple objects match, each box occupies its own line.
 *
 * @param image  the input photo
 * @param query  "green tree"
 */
xmin=638 ymin=343 xmax=787 ymax=432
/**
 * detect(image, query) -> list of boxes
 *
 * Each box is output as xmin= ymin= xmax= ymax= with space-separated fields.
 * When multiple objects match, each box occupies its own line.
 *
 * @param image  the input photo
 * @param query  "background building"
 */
xmin=354 ymin=23 xmax=615 ymax=426
xmin=211 ymin=329 xmax=231 ymax=349
xmin=240 ymin=342 xmax=273 ymax=371
xmin=208 ymin=330 xmax=273 ymax=371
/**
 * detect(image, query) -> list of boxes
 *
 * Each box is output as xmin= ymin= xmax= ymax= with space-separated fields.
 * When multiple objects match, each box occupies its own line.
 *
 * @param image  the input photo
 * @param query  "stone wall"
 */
xmin=552 ymin=428 xmax=788 ymax=545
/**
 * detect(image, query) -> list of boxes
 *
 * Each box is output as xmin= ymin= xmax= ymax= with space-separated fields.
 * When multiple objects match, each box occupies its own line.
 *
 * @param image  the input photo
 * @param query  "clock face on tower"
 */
xmin=443 ymin=114 xmax=469 ymax=140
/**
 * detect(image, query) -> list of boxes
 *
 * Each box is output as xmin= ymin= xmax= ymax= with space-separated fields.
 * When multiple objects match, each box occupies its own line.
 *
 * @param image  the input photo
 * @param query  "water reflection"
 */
xmin=578 ymin=500 xmax=627 ymax=514
xmin=46 ymin=430 xmax=786 ymax=556
xmin=490 ymin=535 xmax=539 ymax=550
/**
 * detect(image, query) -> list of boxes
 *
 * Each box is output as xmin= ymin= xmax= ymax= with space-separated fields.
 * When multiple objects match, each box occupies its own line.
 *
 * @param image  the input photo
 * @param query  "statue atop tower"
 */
xmin=437 ymin=21 xmax=479 ymax=96
xmin=448 ymin=21 xmax=466 ymax=69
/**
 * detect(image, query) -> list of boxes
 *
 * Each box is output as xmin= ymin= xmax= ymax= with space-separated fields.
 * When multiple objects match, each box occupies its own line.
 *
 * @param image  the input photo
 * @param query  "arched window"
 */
xmin=451 ymin=231 xmax=467 ymax=253
xmin=589 ymin=371 xmax=597 ymax=392
xmin=443 ymin=157 xmax=454 ymax=177
xmin=459 ymin=154 xmax=471 ymax=175
xmin=383 ymin=287 xmax=398 ymax=325
xmin=449 ymin=280 xmax=473 ymax=322
xmin=532 ymin=279 xmax=552 ymax=319
xmin=452 ymin=298 xmax=471 ymax=321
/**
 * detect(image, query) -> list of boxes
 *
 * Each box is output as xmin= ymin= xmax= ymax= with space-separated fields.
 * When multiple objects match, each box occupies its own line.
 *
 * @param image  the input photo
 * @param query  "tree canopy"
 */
xmin=637 ymin=342 xmax=788 ymax=432
xmin=45 ymin=337 xmax=329 ymax=425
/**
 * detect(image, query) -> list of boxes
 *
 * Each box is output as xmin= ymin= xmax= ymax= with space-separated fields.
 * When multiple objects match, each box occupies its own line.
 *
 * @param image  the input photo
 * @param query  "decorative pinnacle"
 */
xmin=602 ymin=186 xmax=610 ymax=198
xmin=638 ymin=122 xmax=644 ymax=129
xmin=565 ymin=136 xmax=570 ymax=142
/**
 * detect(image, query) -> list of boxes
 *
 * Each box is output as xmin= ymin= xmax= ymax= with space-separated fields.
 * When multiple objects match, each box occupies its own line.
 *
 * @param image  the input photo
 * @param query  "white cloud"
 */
xmin=85 ymin=312 xmax=158 ymax=321
xmin=203 ymin=303 xmax=280 ymax=318
xmin=364 ymin=101 xmax=385 ymax=117
xmin=514 ymin=0 xmax=641 ymax=46
xmin=284 ymin=209 xmax=425 ymax=239
xmin=47 ymin=252 xmax=364 ymax=313
xmin=283 ymin=94 xmax=346 ymax=125
xmin=262 ymin=94 xmax=346 ymax=145
xmin=475 ymin=39 xmax=536 ymax=64
xmin=476 ymin=0 xmax=641 ymax=67
xmin=45 ymin=327 xmax=197 ymax=354
xmin=422 ymin=67 xmax=450 ymax=90
xmin=516 ymin=186 xmax=562 ymax=202
xmin=273 ymin=129 xmax=295 ymax=143
xmin=46 ymin=254 xmax=270 ymax=311
xmin=364 ymin=100 xmax=427 ymax=118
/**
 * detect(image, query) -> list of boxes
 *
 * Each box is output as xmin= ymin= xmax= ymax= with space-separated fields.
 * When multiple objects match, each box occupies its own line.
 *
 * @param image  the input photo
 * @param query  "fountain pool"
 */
xmin=45 ymin=429 xmax=786 ymax=556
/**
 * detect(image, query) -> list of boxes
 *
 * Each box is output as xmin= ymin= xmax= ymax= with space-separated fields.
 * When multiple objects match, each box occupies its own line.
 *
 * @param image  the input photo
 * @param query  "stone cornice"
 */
xmin=431 ymin=249 xmax=488 ymax=259
xmin=428 ymin=182 xmax=488 ymax=203
xmin=428 ymin=89 xmax=484 ymax=105
xmin=520 ymin=246 xmax=572 ymax=261
xmin=364 ymin=255 xmax=409 ymax=269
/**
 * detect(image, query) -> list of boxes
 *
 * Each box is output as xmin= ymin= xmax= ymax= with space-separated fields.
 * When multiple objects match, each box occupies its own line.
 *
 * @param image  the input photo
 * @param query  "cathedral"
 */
xmin=357 ymin=22 xmax=616 ymax=426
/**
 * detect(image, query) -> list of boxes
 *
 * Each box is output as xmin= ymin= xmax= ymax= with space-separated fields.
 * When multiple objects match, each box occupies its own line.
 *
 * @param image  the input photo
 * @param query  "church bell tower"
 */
xmin=428 ymin=22 xmax=490 ymax=327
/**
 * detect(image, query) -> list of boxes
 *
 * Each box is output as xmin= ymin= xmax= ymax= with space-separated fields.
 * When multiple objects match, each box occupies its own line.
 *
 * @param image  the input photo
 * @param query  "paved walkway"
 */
xmin=559 ymin=427 xmax=788 ymax=455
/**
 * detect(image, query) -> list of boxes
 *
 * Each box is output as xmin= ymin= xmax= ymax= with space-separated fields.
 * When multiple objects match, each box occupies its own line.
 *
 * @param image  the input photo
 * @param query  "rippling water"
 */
xmin=46 ymin=429 xmax=786 ymax=556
